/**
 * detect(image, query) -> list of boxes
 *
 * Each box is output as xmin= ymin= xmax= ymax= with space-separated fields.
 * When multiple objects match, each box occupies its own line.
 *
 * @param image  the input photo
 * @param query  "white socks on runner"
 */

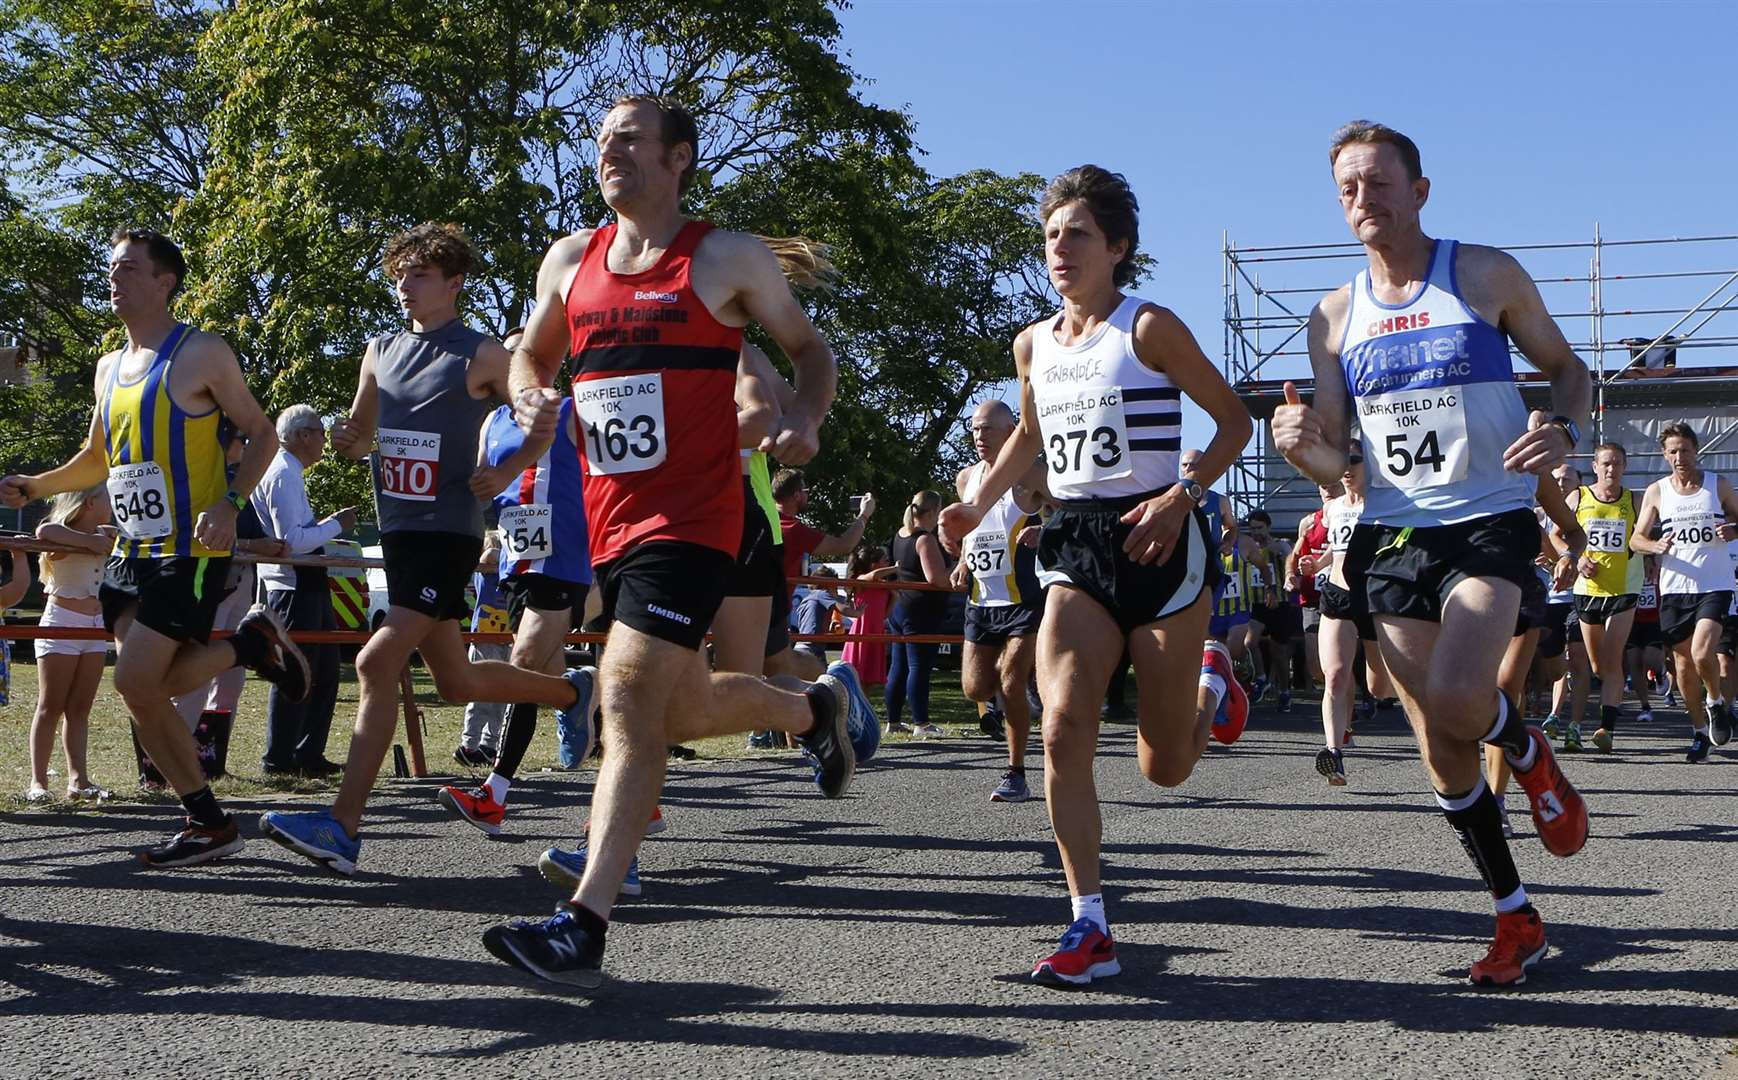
xmin=485 ymin=772 xmax=510 ymax=804
xmin=1494 ymin=885 xmax=1530 ymax=914
xmin=1071 ymin=893 xmax=1108 ymax=934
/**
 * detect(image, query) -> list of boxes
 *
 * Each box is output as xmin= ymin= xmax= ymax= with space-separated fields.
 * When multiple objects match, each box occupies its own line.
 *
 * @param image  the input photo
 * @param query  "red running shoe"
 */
xmin=1031 ymin=917 xmax=1121 ymax=987
xmin=644 ymin=805 xmax=668 ymax=837
xmin=1508 ymin=727 xmax=1588 ymax=857
xmin=437 ymin=785 xmax=505 ymax=836
xmin=1469 ymin=908 xmax=1548 ymax=987
xmin=1203 ymin=641 xmax=1249 ymax=745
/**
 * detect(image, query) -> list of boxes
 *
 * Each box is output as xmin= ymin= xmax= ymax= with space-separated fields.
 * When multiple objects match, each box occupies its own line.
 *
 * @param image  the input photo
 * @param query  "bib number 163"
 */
xmin=576 ymin=373 xmax=667 ymax=475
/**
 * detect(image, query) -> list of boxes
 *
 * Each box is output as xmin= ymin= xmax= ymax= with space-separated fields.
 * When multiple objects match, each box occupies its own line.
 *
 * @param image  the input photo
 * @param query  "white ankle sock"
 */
xmin=1070 ymin=893 xmax=1107 ymax=933
xmin=484 ymin=772 xmax=510 ymax=804
xmin=1199 ymin=671 xmax=1226 ymax=712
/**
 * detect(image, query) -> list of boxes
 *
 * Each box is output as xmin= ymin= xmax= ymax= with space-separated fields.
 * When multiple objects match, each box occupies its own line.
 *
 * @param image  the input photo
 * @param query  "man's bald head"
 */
xmin=969 ymin=398 xmax=1018 ymax=463
xmin=1181 ymin=448 xmax=1204 ymax=472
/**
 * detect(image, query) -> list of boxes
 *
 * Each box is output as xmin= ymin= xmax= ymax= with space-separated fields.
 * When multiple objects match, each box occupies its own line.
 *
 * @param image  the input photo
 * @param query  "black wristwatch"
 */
xmin=1549 ymin=415 xmax=1581 ymax=448
xmin=1180 ymin=480 xmax=1205 ymax=505
xmin=224 ymin=488 xmax=248 ymax=512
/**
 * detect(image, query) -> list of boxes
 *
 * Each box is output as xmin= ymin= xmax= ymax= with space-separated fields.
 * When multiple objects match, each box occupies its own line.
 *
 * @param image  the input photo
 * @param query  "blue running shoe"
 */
xmin=537 ymin=845 xmax=642 ymax=897
xmin=555 ymin=666 xmax=598 ymax=769
xmin=826 ymin=660 xmax=881 ymax=763
xmin=989 ymin=770 xmax=1030 ymax=803
xmin=801 ymin=675 xmax=856 ymax=798
xmin=482 ymin=903 xmax=604 ymax=991
xmin=259 ymin=809 xmax=359 ymax=875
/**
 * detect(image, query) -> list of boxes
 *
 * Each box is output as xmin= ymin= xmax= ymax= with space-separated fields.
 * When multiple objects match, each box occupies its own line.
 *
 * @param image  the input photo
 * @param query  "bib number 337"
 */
xmin=576 ymin=373 xmax=666 ymax=475
xmin=1359 ymin=387 xmax=1469 ymax=491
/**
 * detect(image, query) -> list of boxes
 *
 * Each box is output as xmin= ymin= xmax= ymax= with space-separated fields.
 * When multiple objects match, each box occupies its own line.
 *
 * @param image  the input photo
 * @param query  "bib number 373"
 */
xmin=107 ymin=463 xmax=171 ymax=540
xmin=576 ymin=373 xmax=666 ymax=475
xmin=1358 ymin=387 xmax=1469 ymax=491
xmin=1037 ymin=385 xmax=1132 ymax=485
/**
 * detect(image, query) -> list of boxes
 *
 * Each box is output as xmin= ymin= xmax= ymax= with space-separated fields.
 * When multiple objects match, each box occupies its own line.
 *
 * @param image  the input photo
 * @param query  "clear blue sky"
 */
xmin=835 ymin=0 xmax=1738 ymax=449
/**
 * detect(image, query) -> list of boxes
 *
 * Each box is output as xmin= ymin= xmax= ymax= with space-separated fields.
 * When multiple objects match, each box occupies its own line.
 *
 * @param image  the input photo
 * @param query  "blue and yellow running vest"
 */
xmin=100 ymin=323 xmax=230 ymax=559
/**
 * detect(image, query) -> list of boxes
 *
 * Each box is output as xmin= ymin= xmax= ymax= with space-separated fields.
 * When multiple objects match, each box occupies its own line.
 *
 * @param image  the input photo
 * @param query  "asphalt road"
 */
xmin=3 ymin=699 xmax=1735 ymax=1078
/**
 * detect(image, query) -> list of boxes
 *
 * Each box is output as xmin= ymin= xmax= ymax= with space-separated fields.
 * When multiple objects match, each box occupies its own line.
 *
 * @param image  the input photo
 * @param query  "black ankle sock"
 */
xmin=801 ymin=685 xmax=830 ymax=738
xmin=1438 ymin=784 xmax=1522 ymax=901
xmin=566 ymin=901 xmax=608 ymax=941
xmin=1601 ymin=704 xmax=1620 ymax=733
xmin=1481 ymin=692 xmax=1531 ymax=758
xmin=495 ymin=702 xmax=538 ymax=780
xmin=182 ymin=785 xmax=226 ymax=829
xmin=229 ymin=626 xmax=268 ymax=670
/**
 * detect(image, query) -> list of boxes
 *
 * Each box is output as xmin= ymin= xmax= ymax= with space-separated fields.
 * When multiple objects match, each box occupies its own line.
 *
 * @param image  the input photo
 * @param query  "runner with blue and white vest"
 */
xmin=1272 ymin=121 xmax=1593 ymax=989
xmin=939 ymin=165 xmax=1252 ymax=989
xmin=1630 ymin=422 xmax=1738 ymax=761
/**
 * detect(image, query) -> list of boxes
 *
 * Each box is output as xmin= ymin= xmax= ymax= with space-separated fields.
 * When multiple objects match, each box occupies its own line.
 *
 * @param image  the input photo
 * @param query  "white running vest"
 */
xmin=1338 ymin=239 xmax=1534 ymax=527
xmin=1657 ymin=473 xmax=1731 ymax=596
xmin=1028 ymin=296 xmax=1181 ymax=501
xmin=1326 ymin=496 xmax=1361 ymax=554
xmin=961 ymin=461 xmax=1036 ymax=607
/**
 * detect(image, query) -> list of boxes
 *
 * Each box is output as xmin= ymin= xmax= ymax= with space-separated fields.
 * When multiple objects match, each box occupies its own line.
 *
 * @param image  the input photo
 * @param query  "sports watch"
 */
xmin=1180 ymin=480 xmax=1205 ymax=505
xmin=224 ymin=488 xmax=249 ymax=512
xmin=1549 ymin=415 xmax=1581 ymax=448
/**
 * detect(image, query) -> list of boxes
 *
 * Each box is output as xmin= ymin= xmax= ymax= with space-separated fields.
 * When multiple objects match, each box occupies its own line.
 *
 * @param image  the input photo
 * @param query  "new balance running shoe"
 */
xmin=482 ymin=903 xmax=604 ymax=991
xmin=827 ymin=660 xmax=882 ymax=763
xmin=1314 ymin=747 xmax=1346 ymax=786
xmin=1203 ymin=641 xmax=1248 ymax=745
xmin=1469 ymin=908 xmax=1548 ymax=988
xmin=802 ymin=675 xmax=857 ymax=798
xmin=537 ymin=845 xmax=641 ymax=897
xmin=555 ymin=666 xmax=598 ymax=769
xmin=259 ymin=809 xmax=360 ymax=875
xmin=1509 ymin=727 xmax=1588 ymax=858
xmin=1031 ymin=917 xmax=1120 ymax=987
xmin=237 ymin=604 xmax=310 ymax=703
xmin=437 ymin=784 xmax=505 ymax=836
xmin=137 ymin=815 xmax=245 ymax=868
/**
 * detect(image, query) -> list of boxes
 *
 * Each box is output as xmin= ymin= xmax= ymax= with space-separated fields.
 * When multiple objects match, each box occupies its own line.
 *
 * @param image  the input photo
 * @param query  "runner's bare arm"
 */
xmin=510 ymin=233 xmax=591 ymax=439
xmin=724 ymin=234 xmax=835 ymax=465
xmin=737 ymin=342 xmax=785 ymax=450
xmin=1536 ymin=473 xmax=1585 ymax=555
xmin=1631 ymin=483 xmax=1670 ymax=555
xmin=1717 ymin=475 xmax=1738 ymax=541
xmin=940 ymin=327 xmax=1043 ymax=552
xmin=332 ymin=340 xmax=379 ymax=460
xmin=1011 ymin=456 xmax=1049 ymax=515
xmin=1460 ymin=247 xmax=1590 ymax=474
xmin=1121 ymin=304 xmax=1252 ymax=565
xmin=1275 ymin=295 xmax=1352 ymax=484
xmin=469 ymin=337 xmax=516 ymax=404
xmin=194 ymin=334 xmax=280 ymax=551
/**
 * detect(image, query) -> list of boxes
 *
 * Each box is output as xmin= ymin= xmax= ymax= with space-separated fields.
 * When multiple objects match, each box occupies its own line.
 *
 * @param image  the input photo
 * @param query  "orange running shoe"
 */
xmin=437 ymin=784 xmax=505 ymax=836
xmin=1508 ymin=727 xmax=1588 ymax=857
xmin=1469 ymin=908 xmax=1547 ymax=987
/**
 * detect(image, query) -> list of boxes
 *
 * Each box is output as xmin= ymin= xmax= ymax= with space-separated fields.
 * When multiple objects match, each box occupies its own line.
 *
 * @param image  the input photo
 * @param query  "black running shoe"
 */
xmin=453 ymin=745 xmax=489 ymax=768
xmin=1711 ymin=703 xmax=1733 ymax=747
xmin=1687 ymin=731 xmax=1713 ymax=763
xmin=979 ymin=706 xmax=1006 ymax=741
xmin=482 ymin=902 xmax=604 ymax=990
xmin=237 ymin=604 xmax=310 ymax=703
xmin=800 ymin=675 xmax=857 ymax=799
xmin=1314 ymin=747 xmax=1346 ymax=786
xmin=138 ymin=815 xmax=245 ymax=868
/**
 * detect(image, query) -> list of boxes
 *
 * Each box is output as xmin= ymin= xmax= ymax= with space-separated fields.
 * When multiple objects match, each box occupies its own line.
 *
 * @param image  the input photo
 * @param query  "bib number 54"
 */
xmin=1383 ymin=430 xmax=1446 ymax=478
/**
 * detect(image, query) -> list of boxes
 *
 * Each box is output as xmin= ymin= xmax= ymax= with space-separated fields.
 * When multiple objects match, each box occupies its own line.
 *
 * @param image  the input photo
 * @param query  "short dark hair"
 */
xmin=1660 ymin=422 xmax=1700 ymax=449
xmin=110 ymin=227 xmax=187 ymax=299
xmin=383 ymin=222 xmax=476 ymax=280
xmin=1247 ymin=510 xmax=1272 ymax=526
xmin=1039 ymin=165 xmax=1141 ymax=288
xmin=1328 ymin=120 xmax=1424 ymax=183
xmin=772 ymin=468 xmax=805 ymax=501
xmin=1593 ymin=441 xmax=1627 ymax=460
xmin=613 ymin=95 xmax=701 ymax=196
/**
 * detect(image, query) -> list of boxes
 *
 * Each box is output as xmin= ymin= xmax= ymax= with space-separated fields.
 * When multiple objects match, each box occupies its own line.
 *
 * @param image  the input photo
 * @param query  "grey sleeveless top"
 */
xmin=370 ymin=320 xmax=493 ymax=536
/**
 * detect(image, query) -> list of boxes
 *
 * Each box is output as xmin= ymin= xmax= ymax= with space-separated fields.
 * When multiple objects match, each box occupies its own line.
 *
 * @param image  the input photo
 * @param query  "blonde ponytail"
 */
xmin=756 ymin=235 xmax=838 ymax=293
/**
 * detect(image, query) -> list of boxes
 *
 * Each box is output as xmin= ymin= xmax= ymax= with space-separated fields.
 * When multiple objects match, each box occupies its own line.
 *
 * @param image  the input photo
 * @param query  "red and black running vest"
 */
xmin=1298 ymin=507 xmax=1330 ymax=606
xmin=564 ymin=220 xmax=743 ymax=564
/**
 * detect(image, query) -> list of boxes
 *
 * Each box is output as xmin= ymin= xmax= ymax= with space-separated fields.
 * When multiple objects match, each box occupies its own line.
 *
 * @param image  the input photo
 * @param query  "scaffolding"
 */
xmin=1221 ymin=230 xmax=1738 ymax=521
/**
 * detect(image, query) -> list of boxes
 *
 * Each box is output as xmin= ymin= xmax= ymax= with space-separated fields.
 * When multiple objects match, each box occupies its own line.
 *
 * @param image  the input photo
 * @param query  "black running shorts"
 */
xmin=381 ymin=530 xmax=482 ymax=622
xmin=1660 ymin=591 xmax=1732 ymax=647
xmin=728 ymin=479 xmax=785 ymax=599
xmin=499 ymin=571 xmax=584 ymax=625
xmin=1345 ymin=508 xmax=1537 ymax=625
xmin=595 ymin=539 xmax=733 ymax=651
xmin=1575 ymin=593 xmax=1638 ymax=626
xmin=100 ymin=555 xmax=232 ymax=644
xmin=1319 ymin=580 xmax=1375 ymax=641
xmin=1035 ymin=489 xmax=1215 ymax=636
xmin=1535 ymin=602 xmax=1575 ymax=659
xmin=964 ymin=600 xmax=1043 ymax=646
xmin=1721 ymin=614 xmax=1738 ymax=658
xmin=1513 ymin=570 xmax=1548 ymax=638
xmin=1626 ymin=618 xmax=1662 ymax=652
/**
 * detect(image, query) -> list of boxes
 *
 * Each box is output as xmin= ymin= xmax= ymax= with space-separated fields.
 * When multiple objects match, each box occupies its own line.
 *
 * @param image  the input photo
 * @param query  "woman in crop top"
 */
xmin=29 ymin=486 xmax=115 ymax=801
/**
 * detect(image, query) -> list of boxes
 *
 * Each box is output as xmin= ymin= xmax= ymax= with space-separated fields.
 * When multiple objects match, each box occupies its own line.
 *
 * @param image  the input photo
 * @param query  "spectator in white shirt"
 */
xmin=251 ymin=405 xmax=356 ymax=776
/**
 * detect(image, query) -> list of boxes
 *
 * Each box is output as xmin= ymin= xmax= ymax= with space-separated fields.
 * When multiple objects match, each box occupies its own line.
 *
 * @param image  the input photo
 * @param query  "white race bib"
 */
xmin=378 ymin=428 xmax=441 ymax=501
xmin=107 ymin=463 xmax=171 ymax=540
xmin=1328 ymin=505 xmax=1359 ymax=553
xmin=963 ymin=529 xmax=1009 ymax=582
xmin=1222 ymin=568 xmax=1243 ymax=602
xmin=1037 ymin=385 xmax=1131 ymax=486
xmin=1639 ymin=582 xmax=1657 ymax=610
xmin=1586 ymin=518 xmax=1627 ymax=554
xmin=575 ymin=373 xmax=666 ymax=475
xmin=1359 ymin=387 xmax=1470 ymax=490
xmin=498 ymin=503 xmax=553 ymax=563
xmin=1666 ymin=510 xmax=1721 ymax=552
